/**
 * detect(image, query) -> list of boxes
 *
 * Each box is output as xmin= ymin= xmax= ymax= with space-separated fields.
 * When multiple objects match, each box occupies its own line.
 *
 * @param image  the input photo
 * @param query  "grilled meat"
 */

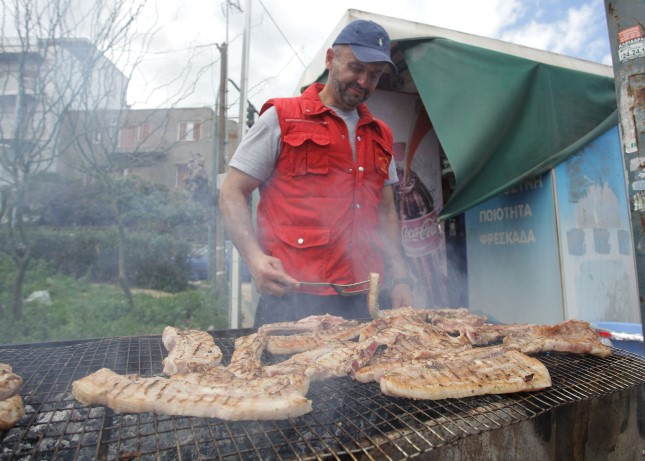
xmin=374 ymin=307 xmax=488 ymax=335
xmin=354 ymin=323 xmax=473 ymax=384
xmin=377 ymin=306 xmax=431 ymax=322
xmin=266 ymin=322 xmax=362 ymax=355
xmin=457 ymin=320 xmax=614 ymax=358
xmin=368 ymin=272 xmax=381 ymax=318
xmin=175 ymin=364 xmax=310 ymax=396
xmin=72 ymin=313 xmax=613 ymax=421
xmin=264 ymin=339 xmax=380 ymax=381
xmin=503 ymin=320 xmax=612 ymax=357
xmin=258 ymin=314 xmax=352 ymax=335
xmin=427 ymin=308 xmax=488 ymax=333
xmin=359 ymin=314 xmax=470 ymax=351
xmin=0 ymin=364 xmax=22 ymax=401
xmin=379 ymin=350 xmax=552 ymax=400
xmin=355 ymin=356 xmax=423 ymax=384
xmin=72 ymin=368 xmax=312 ymax=421
xmin=226 ymin=333 xmax=268 ymax=378
xmin=0 ymin=395 xmax=24 ymax=431
xmin=460 ymin=323 xmax=538 ymax=346
xmin=162 ymin=326 xmax=222 ymax=375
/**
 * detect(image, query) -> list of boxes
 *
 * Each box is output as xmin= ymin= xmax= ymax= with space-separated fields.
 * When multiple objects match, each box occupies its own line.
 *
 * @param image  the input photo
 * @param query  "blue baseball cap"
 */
xmin=332 ymin=20 xmax=397 ymax=73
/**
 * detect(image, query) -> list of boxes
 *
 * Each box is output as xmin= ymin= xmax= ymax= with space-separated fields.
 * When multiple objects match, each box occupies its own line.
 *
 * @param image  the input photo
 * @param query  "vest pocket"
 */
xmin=283 ymin=132 xmax=331 ymax=176
xmin=272 ymin=225 xmax=330 ymax=280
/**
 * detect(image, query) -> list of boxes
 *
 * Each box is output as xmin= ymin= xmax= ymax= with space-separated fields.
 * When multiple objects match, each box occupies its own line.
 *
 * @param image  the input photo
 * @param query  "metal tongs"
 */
xmin=299 ymin=273 xmax=381 ymax=318
xmin=298 ymin=280 xmax=370 ymax=296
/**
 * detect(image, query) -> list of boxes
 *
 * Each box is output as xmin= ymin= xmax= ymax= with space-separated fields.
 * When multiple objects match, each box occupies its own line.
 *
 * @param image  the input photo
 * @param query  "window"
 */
xmin=118 ymin=126 xmax=137 ymax=148
xmin=118 ymin=123 xmax=150 ymax=148
xmin=178 ymin=121 xmax=201 ymax=142
xmin=22 ymin=70 xmax=36 ymax=92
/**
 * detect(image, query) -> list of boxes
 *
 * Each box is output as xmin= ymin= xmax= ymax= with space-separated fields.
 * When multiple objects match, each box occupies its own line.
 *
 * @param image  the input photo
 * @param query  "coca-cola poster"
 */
xmin=367 ymin=93 xmax=448 ymax=307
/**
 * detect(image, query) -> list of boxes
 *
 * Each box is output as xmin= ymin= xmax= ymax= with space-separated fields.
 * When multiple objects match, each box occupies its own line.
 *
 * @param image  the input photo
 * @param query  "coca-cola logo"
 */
xmin=400 ymin=211 xmax=440 ymax=257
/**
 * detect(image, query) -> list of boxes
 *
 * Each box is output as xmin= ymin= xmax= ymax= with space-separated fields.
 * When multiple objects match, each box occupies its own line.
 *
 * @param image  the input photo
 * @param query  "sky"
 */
xmin=127 ymin=0 xmax=613 ymax=113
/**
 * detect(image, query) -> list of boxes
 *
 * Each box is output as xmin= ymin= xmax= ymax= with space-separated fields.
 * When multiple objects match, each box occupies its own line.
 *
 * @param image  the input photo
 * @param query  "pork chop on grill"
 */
xmin=266 ymin=322 xmax=362 ymax=355
xmin=74 ymin=315 xmax=613 ymax=422
xmin=354 ymin=314 xmax=473 ymax=384
xmin=0 ymin=394 xmax=24 ymax=431
xmin=264 ymin=339 xmax=380 ymax=381
xmin=460 ymin=323 xmax=536 ymax=346
xmin=358 ymin=315 xmax=470 ymax=350
xmin=226 ymin=333 xmax=268 ymax=378
xmin=427 ymin=308 xmax=488 ymax=333
xmin=0 ymin=363 xmax=22 ymax=401
xmin=72 ymin=367 xmax=312 ymax=421
xmin=258 ymin=314 xmax=352 ymax=335
xmin=379 ymin=350 xmax=552 ymax=400
xmin=376 ymin=306 xmax=431 ymax=322
xmin=354 ymin=325 xmax=473 ymax=384
xmin=502 ymin=319 xmax=612 ymax=357
xmin=162 ymin=326 xmax=222 ymax=376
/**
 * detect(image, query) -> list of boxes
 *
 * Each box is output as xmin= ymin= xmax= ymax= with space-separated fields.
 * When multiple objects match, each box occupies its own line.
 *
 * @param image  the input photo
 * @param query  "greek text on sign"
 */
xmin=479 ymin=230 xmax=536 ymax=246
xmin=618 ymin=38 xmax=645 ymax=63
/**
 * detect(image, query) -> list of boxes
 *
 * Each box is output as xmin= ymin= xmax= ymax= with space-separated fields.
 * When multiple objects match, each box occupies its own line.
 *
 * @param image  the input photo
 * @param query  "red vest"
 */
xmin=257 ymin=83 xmax=393 ymax=295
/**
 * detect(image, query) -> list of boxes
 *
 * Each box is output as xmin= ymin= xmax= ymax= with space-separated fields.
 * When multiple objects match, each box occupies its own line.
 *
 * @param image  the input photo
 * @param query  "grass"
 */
xmin=0 ymin=261 xmax=229 ymax=345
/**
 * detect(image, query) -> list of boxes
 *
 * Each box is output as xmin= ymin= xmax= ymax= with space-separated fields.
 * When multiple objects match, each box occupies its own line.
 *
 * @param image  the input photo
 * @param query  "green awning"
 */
xmin=401 ymin=38 xmax=618 ymax=220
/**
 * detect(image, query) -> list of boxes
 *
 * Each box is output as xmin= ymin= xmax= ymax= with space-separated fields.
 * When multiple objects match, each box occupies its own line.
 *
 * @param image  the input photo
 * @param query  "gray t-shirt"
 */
xmin=229 ymin=106 xmax=398 ymax=185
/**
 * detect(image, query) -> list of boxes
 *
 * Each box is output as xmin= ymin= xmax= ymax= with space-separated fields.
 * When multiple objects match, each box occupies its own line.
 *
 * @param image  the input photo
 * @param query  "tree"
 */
xmin=0 ymin=0 xmax=147 ymax=319
xmin=0 ymin=0 xmax=233 ymax=329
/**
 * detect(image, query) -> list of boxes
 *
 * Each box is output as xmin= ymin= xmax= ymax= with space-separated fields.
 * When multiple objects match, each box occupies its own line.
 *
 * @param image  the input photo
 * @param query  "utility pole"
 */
xmin=604 ymin=0 xmax=645 ymax=346
xmin=216 ymin=43 xmax=227 ymax=287
xmin=210 ymin=42 xmax=227 ymax=296
xmin=228 ymin=0 xmax=252 ymax=329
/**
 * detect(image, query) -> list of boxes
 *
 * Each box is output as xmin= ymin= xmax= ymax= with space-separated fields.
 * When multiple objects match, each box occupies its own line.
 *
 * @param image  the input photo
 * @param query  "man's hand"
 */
xmin=390 ymin=282 xmax=413 ymax=309
xmin=249 ymin=253 xmax=299 ymax=296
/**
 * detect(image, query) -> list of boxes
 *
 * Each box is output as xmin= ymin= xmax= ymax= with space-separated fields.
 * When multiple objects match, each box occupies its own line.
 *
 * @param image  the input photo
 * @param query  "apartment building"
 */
xmin=0 ymin=38 xmax=127 ymax=182
xmin=0 ymin=37 xmax=238 ymax=193
xmin=58 ymin=107 xmax=238 ymax=192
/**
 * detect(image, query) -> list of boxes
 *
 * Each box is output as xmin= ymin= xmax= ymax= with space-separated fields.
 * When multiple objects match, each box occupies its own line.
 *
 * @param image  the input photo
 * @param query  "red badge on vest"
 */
xmin=376 ymin=154 xmax=390 ymax=177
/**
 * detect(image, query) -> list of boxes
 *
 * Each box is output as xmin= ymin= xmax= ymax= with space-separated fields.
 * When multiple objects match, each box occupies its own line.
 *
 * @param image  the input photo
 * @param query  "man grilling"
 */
xmin=219 ymin=19 xmax=413 ymax=326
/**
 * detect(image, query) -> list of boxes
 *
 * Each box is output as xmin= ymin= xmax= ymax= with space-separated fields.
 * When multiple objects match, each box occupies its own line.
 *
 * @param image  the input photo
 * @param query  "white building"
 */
xmin=0 ymin=37 xmax=127 ymax=183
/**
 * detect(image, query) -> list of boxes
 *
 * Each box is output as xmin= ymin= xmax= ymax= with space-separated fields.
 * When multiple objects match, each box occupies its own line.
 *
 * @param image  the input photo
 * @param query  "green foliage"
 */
xmin=126 ymin=233 xmax=192 ymax=292
xmin=28 ymin=229 xmax=103 ymax=279
xmin=0 ymin=171 xmax=222 ymax=340
xmin=0 ymin=257 xmax=228 ymax=345
xmin=23 ymin=228 xmax=193 ymax=292
xmin=31 ymin=174 xmax=209 ymax=239
xmin=118 ymin=179 xmax=207 ymax=233
xmin=23 ymin=173 xmax=112 ymax=227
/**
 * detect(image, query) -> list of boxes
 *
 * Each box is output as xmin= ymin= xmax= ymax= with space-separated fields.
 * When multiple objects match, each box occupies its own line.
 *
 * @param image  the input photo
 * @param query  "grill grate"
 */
xmin=1 ymin=332 xmax=644 ymax=460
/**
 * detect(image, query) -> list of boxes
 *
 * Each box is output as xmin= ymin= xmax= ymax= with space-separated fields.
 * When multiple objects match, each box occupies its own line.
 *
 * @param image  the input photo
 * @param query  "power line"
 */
xmin=256 ymin=0 xmax=307 ymax=68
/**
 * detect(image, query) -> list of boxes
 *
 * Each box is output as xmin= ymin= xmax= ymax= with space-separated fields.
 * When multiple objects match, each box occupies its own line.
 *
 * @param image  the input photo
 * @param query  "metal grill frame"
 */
xmin=1 ymin=331 xmax=644 ymax=460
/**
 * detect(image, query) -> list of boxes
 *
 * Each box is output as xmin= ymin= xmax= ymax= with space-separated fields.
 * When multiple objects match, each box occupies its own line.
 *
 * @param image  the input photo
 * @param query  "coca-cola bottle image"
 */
xmin=393 ymin=104 xmax=447 ymax=306
xmin=394 ymin=163 xmax=444 ymax=305
xmin=395 ymin=169 xmax=440 ymax=254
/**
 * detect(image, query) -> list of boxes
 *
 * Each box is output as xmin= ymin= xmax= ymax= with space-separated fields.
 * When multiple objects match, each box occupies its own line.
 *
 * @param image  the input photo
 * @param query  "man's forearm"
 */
xmin=219 ymin=188 xmax=263 ymax=265
xmin=219 ymin=170 xmax=300 ymax=294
